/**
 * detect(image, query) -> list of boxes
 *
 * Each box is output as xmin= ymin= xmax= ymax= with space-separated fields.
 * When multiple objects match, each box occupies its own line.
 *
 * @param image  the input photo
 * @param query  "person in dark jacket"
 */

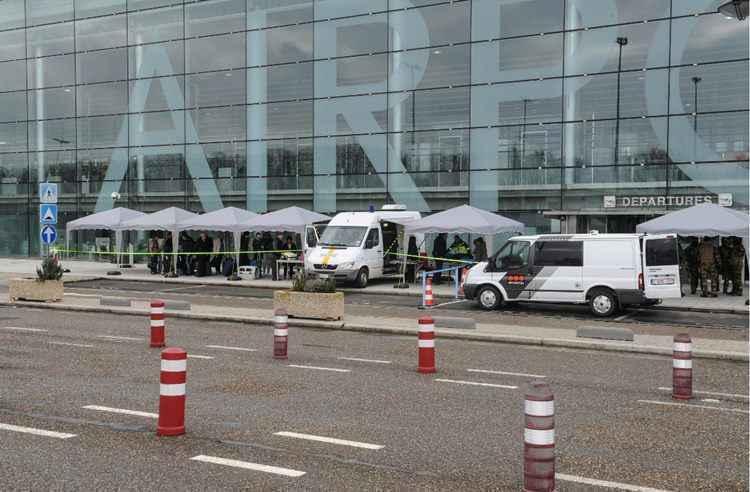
xmin=473 ymin=237 xmax=488 ymax=262
xmin=239 ymin=232 xmax=250 ymax=267
xmin=433 ymin=233 xmax=448 ymax=284
xmin=406 ymin=236 xmax=419 ymax=283
xmin=194 ymin=232 xmax=212 ymax=277
xmin=162 ymin=232 xmax=174 ymax=275
xmin=281 ymin=235 xmax=298 ymax=279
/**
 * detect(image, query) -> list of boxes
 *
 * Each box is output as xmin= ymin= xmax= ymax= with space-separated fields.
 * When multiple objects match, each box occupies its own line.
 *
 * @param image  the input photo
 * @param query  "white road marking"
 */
xmin=435 ymin=378 xmax=518 ymax=389
xmin=638 ymin=399 xmax=749 ymax=414
xmin=206 ymin=345 xmax=257 ymax=352
xmin=162 ymin=285 xmax=205 ymax=293
xmin=190 ymin=455 xmax=305 ymax=477
xmin=556 ymin=473 xmax=671 ymax=491
xmin=49 ymin=341 xmax=94 ymax=348
xmin=274 ymin=431 xmax=384 ymax=450
xmin=0 ymin=422 xmax=76 ymax=439
xmin=82 ymin=405 xmax=158 ymax=419
xmin=613 ymin=312 xmax=633 ymax=322
xmin=467 ymin=368 xmax=546 ymax=378
xmin=287 ymin=364 xmax=351 ymax=373
xmin=657 ymin=387 xmax=748 ymax=401
xmin=97 ymin=335 xmax=143 ymax=342
xmin=701 ymin=398 xmax=721 ymax=403
xmin=337 ymin=357 xmax=392 ymax=365
xmin=187 ymin=354 xmax=214 ymax=360
xmin=2 ymin=326 xmax=47 ymax=333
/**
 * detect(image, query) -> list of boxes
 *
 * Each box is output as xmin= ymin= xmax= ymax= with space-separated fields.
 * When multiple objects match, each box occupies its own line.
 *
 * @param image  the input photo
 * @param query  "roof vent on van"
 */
xmin=589 ymin=230 xmax=600 ymax=235
xmin=382 ymin=204 xmax=407 ymax=211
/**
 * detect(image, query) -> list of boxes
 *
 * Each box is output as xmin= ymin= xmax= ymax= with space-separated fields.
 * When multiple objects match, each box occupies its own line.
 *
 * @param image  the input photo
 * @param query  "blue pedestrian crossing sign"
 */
xmin=40 ymin=204 xmax=58 ymax=225
xmin=39 ymin=182 xmax=58 ymax=203
xmin=40 ymin=225 xmax=57 ymax=245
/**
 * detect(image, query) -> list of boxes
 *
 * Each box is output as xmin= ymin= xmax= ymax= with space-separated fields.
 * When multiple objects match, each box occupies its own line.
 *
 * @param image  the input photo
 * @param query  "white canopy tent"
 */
xmin=242 ymin=206 xmax=330 ymax=234
xmin=636 ymin=203 xmax=749 ymax=240
xmin=65 ymin=207 xmax=147 ymax=265
xmin=121 ymin=207 xmax=198 ymax=275
xmin=178 ymin=206 xmax=259 ymax=277
xmin=401 ymin=204 xmax=525 ymax=235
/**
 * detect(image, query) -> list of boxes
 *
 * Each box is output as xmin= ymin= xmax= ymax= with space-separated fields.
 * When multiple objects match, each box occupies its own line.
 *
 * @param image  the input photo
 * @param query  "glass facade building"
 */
xmin=0 ymin=0 xmax=747 ymax=256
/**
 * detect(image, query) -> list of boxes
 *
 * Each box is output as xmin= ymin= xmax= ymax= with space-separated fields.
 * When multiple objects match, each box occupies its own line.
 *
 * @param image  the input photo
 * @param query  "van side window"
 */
xmin=533 ymin=241 xmax=583 ymax=267
xmin=645 ymin=238 xmax=678 ymax=266
xmin=366 ymin=228 xmax=379 ymax=247
xmin=495 ymin=241 xmax=530 ymax=270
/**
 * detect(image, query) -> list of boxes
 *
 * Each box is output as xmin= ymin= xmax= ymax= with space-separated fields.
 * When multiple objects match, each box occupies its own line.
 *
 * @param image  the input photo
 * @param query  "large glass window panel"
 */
xmin=129 ymin=76 xmax=185 ymax=112
xmin=314 ymin=15 xmax=386 ymax=59
xmin=0 ymin=153 xmax=29 ymax=193
xmin=388 ymin=2 xmax=469 ymax=51
xmin=0 ymin=92 xmax=26 ymax=123
xmin=27 ymin=23 xmax=74 ymax=58
xmin=616 ymin=117 xmax=668 ymax=165
xmin=129 ymin=111 xmax=185 ymax=146
xmin=188 ymin=106 xmax=245 ymax=143
xmin=670 ymin=162 xmax=750 ymax=209
xmin=0 ymin=61 xmax=26 ymax=92
xmin=77 ymin=82 xmax=128 ymax=117
xmin=668 ymin=112 xmax=749 ymax=164
xmin=127 ymin=0 xmax=177 ymax=10
xmin=30 ymin=150 xmax=77 ymax=195
xmin=495 ymin=124 xmax=563 ymax=170
xmin=28 ymin=87 xmax=75 ymax=120
xmin=389 ymin=87 xmax=469 ymax=133
xmin=314 ymin=55 xmax=387 ymax=98
xmin=389 ymin=128 xmax=468 ymax=177
xmin=565 ymin=0 xmax=669 ymax=29
xmin=471 ymin=79 xmax=563 ymax=127
xmin=77 ymin=48 xmax=127 ymax=84
xmin=247 ymin=63 xmax=313 ymax=103
xmin=261 ymin=24 xmax=314 ymax=65
xmin=187 ymin=0 xmax=244 ymax=37
xmin=0 ymin=122 xmax=27 ymax=152
xmin=128 ymin=6 xmax=183 ymax=45
xmin=562 ymin=120 xmax=616 ymax=168
xmin=0 ymin=0 xmax=25 ymax=30
xmin=391 ymin=45 xmax=469 ymax=92
xmin=75 ymin=0 xmax=126 ymax=18
xmin=27 ymin=55 xmax=75 ymax=89
xmin=314 ymin=94 xmax=388 ymax=136
xmin=563 ymin=174 xmax=666 ymax=211
xmin=669 ymin=61 xmax=749 ymax=115
xmin=0 ymin=30 xmax=26 ymax=62
xmin=259 ymin=100 xmax=313 ymax=139
xmin=265 ymin=139 xmax=313 ymax=193
xmin=77 ymin=147 xmax=125 ymax=197
xmin=564 ymin=21 xmax=669 ymax=76
xmin=187 ymin=70 xmax=245 ymax=108
xmin=78 ymin=115 xmax=128 ymax=148
xmin=76 ymin=14 xmax=127 ymax=51
xmin=186 ymin=141 xmax=247 ymax=195
xmin=314 ymin=0 xmax=386 ymax=20
xmin=673 ymin=1 xmax=733 ymax=16
xmin=186 ymin=33 xmax=245 ymax=73
xmin=129 ymin=41 xmax=185 ymax=79
xmin=471 ymin=0 xmax=563 ymax=40
xmin=27 ymin=0 xmax=73 ymax=26
xmin=671 ymin=15 xmax=749 ymax=66
xmin=128 ymin=145 xmax=185 ymax=197
xmin=28 ymin=119 xmax=76 ymax=150
xmin=471 ymin=35 xmax=562 ymax=84
xmin=247 ymin=0 xmax=313 ymax=29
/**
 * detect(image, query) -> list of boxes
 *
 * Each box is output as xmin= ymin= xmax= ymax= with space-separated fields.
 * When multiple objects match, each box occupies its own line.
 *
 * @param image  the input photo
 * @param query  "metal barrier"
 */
xmin=418 ymin=265 xmax=466 ymax=309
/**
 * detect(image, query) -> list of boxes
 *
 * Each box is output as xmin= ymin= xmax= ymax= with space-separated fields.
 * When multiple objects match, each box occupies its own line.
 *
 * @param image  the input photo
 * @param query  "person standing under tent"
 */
xmin=682 ymin=237 xmax=700 ymax=295
xmin=162 ymin=232 xmax=173 ymax=275
xmin=433 ymin=233 xmax=448 ymax=284
xmin=697 ymin=236 xmax=720 ymax=297
xmin=194 ymin=232 xmax=212 ymax=277
xmin=728 ymin=236 xmax=746 ymax=296
xmin=719 ymin=237 xmax=733 ymax=294
xmin=472 ymin=237 xmax=488 ymax=263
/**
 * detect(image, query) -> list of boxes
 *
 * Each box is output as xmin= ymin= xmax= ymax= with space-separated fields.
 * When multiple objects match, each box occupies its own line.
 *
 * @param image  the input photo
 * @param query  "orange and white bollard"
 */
xmin=672 ymin=333 xmax=692 ymax=400
xmin=424 ymin=276 xmax=434 ymax=308
xmin=150 ymin=299 xmax=166 ymax=348
xmin=417 ymin=316 xmax=436 ymax=374
xmin=524 ymin=381 xmax=555 ymax=492
xmin=157 ymin=347 xmax=186 ymax=437
xmin=274 ymin=308 xmax=288 ymax=360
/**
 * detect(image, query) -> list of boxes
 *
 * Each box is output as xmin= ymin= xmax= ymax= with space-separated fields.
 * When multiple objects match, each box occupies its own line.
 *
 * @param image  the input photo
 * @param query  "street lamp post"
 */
xmin=613 ymin=37 xmax=628 ymax=169
xmin=521 ymin=99 xmax=528 ymax=169
xmin=691 ymin=76 xmax=702 ymax=160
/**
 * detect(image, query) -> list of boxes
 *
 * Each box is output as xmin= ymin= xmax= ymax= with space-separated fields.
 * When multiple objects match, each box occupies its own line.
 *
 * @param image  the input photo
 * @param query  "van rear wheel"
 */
xmin=589 ymin=288 xmax=618 ymax=317
xmin=477 ymin=286 xmax=502 ymax=310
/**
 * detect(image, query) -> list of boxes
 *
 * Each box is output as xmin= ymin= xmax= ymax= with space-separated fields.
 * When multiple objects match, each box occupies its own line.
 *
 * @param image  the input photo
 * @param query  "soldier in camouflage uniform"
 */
xmin=719 ymin=237 xmax=734 ymax=294
xmin=697 ymin=236 xmax=719 ymax=297
xmin=727 ymin=236 xmax=745 ymax=296
xmin=681 ymin=237 xmax=700 ymax=295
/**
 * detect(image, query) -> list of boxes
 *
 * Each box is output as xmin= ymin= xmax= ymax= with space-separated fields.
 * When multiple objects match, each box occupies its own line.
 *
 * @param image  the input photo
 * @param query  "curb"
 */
xmin=3 ymin=300 xmax=746 ymax=362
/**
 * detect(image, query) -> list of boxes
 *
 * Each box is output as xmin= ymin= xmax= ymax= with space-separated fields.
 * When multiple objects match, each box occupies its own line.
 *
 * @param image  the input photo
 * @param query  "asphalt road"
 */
xmin=0 ymin=307 xmax=747 ymax=490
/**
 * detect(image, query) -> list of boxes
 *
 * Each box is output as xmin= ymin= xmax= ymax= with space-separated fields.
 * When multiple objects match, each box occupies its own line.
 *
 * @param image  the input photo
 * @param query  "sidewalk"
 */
xmin=1 ymin=290 xmax=746 ymax=361
xmin=3 ymin=257 xmax=748 ymax=314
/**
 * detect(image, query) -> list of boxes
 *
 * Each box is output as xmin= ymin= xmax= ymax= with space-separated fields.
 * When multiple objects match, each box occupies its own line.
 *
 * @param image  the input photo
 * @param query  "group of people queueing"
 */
xmin=430 ymin=234 xmax=488 ymax=284
xmin=680 ymin=236 xmax=746 ymax=298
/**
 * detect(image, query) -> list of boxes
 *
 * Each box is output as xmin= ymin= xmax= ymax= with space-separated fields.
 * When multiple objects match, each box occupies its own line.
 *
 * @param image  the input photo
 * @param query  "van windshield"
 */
xmin=492 ymin=241 xmax=530 ymax=270
xmin=319 ymin=226 xmax=368 ymax=247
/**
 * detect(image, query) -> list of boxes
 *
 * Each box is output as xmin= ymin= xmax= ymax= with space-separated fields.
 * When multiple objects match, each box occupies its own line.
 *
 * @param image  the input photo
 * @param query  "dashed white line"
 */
xmin=190 ymin=455 xmax=306 ymax=477
xmin=2 ymin=326 xmax=48 ymax=333
xmin=435 ymin=378 xmax=518 ymax=389
xmin=638 ymin=399 xmax=749 ymax=414
xmin=556 ymin=473 xmax=671 ymax=491
xmin=49 ymin=341 xmax=94 ymax=348
xmin=82 ymin=405 xmax=158 ymax=419
xmin=287 ymin=364 xmax=351 ymax=373
xmin=337 ymin=357 xmax=392 ymax=365
xmin=188 ymin=354 xmax=214 ymax=360
xmin=97 ymin=335 xmax=143 ymax=342
xmin=0 ymin=423 xmax=76 ymax=439
xmin=274 ymin=431 xmax=384 ymax=450
xmin=206 ymin=345 xmax=257 ymax=352
xmin=657 ymin=387 xmax=748 ymax=401
xmin=467 ymin=368 xmax=546 ymax=378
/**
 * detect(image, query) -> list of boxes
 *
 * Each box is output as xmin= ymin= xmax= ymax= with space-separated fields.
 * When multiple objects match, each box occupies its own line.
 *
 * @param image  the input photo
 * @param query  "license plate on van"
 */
xmin=651 ymin=277 xmax=675 ymax=285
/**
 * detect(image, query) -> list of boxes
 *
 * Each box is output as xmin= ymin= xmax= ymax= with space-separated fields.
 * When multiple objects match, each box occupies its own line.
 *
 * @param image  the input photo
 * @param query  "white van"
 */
xmin=462 ymin=233 xmax=682 ymax=317
xmin=304 ymin=205 xmax=421 ymax=287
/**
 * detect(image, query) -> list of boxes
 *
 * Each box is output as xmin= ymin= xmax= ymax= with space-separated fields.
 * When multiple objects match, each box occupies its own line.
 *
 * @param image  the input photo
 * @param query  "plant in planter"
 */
xmin=274 ymin=273 xmax=344 ymax=320
xmin=9 ymin=255 xmax=64 ymax=302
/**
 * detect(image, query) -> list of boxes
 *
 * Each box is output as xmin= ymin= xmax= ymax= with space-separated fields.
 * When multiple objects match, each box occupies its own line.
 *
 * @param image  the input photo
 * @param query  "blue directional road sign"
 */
xmin=40 ymin=225 xmax=57 ymax=245
xmin=40 ymin=204 xmax=58 ymax=225
xmin=39 ymin=182 xmax=58 ymax=204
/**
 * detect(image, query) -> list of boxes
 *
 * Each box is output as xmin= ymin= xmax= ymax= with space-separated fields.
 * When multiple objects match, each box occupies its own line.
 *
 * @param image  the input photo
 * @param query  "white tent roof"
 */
xmin=67 ymin=207 xmax=146 ymax=231
xmin=242 ymin=206 xmax=330 ymax=233
xmin=402 ymin=205 xmax=525 ymax=235
xmin=178 ymin=207 xmax=258 ymax=232
xmin=120 ymin=206 xmax=198 ymax=231
xmin=636 ymin=203 xmax=750 ymax=239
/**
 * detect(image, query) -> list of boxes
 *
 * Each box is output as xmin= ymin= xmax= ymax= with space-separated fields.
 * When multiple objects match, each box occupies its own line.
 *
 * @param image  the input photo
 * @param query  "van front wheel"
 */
xmin=589 ymin=289 xmax=618 ymax=317
xmin=355 ymin=267 xmax=369 ymax=288
xmin=477 ymin=286 xmax=502 ymax=310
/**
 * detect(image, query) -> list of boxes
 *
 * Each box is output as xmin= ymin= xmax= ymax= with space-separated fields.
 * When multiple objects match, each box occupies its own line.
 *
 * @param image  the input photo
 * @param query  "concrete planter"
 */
xmin=9 ymin=278 xmax=64 ymax=302
xmin=273 ymin=290 xmax=344 ymax=321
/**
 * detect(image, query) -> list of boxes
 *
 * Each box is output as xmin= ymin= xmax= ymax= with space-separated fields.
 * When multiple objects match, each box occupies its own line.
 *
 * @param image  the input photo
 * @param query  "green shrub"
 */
xmin=36 ymin=255 xmax=63 ymax=282
xmin=291 ymin=272 xmax=336 ymax=293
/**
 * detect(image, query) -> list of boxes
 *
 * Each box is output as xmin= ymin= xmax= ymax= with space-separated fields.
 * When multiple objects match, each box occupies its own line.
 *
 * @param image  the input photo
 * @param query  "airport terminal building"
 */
xmin=0 ymin=0 xmax=747 ymax=255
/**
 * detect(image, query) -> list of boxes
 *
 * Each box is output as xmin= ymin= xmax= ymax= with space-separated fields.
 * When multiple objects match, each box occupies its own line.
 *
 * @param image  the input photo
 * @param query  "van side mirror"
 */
xmin=364 ymin=239 xmax=373 ymax=249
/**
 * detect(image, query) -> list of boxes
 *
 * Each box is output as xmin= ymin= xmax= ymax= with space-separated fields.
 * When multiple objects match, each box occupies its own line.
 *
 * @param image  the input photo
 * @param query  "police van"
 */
xmin=462 ymin=233 xmax=682 ymax=316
